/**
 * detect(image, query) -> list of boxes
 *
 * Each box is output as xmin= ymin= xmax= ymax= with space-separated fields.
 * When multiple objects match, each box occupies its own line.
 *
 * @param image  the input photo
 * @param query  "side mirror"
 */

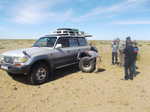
xmin=55 ymin=44 xmax=62 ymax=49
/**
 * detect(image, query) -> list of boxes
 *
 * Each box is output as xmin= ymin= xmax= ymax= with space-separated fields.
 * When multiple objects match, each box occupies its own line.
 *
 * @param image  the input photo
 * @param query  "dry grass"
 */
xmin=0 ymin=39 xmax=35 ymax=53
xmin=0 ymin=39 xmax=150 ymax=112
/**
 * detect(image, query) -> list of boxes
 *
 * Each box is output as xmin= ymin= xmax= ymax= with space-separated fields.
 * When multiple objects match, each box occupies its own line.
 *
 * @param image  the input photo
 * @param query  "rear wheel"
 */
xmin=28 ymin=62 xmax=50 ymax=85
xmin=79 ymin=57 xmax=96 ymax=73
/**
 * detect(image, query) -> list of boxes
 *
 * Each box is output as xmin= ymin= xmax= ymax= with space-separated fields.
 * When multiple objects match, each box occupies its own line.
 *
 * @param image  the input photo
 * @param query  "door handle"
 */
xmin=67 ymin=50 xmax=71 ymax=53
xmin=67 ymin=50 xmax=74 ymax=53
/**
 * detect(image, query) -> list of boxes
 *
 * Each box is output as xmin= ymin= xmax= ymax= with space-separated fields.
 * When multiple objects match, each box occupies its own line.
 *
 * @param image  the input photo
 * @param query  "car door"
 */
xmin=77 ymin=37 xmax=91 ymax=56
xmin=53 ymin=37 xmax=73 ymax=68
xmin=68 ymin=37 xmax=80 ymax=63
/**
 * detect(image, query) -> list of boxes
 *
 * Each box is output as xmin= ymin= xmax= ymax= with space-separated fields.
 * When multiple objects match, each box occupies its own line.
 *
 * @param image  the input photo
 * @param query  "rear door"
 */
xmin=53 ymin=37 xmax=73 ymax=68
xmin=68 ymin=37 xmax=80 ymax=63
xmin=68 ymin=37 xmax=90 ymax=63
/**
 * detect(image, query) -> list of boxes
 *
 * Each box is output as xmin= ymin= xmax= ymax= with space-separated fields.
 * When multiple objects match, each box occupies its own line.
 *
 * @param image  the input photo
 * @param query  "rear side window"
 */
xmin=63 ymin=31 xmax=68 ymax=33
xmin=57 ymin=37 xmax=69 ymax=48
xmin=57 ymin=31 xmax=61 ymax=34
xmin=78 ymin=37 xmax=87 ymax=46
xmin=69 ymin=38 xmax=79 ymax=47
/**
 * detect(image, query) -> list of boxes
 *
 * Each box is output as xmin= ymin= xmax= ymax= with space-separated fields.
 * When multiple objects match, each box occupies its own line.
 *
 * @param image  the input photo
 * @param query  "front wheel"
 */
xmin=79 ymin=57 xmax=96 ymax=73
xmin=28 ymin=63 xmax=50 ymax=85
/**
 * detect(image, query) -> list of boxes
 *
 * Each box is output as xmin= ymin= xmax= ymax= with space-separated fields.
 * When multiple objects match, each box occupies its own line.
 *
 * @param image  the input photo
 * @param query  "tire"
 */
xmin=79 ymin=57 xmax=96 ymax=73
xmin=28 ymin=62 xmax=50 ymax=85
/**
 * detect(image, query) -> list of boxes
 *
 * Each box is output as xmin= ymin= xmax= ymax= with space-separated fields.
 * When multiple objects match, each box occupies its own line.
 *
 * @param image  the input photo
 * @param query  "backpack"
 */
xmin=134 ymin=47 xmax=139 ymax=54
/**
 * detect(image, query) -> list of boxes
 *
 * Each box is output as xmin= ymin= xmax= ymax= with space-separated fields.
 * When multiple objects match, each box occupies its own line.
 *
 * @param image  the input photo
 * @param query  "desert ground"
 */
xmin=0 ymin=39 xmax=150 ymax=112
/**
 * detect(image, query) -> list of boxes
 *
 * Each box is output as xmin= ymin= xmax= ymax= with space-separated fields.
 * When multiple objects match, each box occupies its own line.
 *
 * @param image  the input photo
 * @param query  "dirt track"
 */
xmin=0 ymin=40 xmax=150 ymax=112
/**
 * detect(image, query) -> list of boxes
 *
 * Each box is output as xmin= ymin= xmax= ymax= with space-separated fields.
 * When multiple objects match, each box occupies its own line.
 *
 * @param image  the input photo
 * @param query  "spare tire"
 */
xmin=79 ymin=57 xmax=96 ymax=73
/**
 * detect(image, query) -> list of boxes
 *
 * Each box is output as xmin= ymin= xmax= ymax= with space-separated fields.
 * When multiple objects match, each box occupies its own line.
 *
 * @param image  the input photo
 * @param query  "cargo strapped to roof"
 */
xmin=51 ymin=28 xmax=92 ymax=37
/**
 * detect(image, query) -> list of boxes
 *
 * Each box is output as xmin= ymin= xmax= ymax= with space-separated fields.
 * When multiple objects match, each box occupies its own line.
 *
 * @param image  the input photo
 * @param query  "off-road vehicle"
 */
xmin=0 ymin=28 xmax=97 ymax=84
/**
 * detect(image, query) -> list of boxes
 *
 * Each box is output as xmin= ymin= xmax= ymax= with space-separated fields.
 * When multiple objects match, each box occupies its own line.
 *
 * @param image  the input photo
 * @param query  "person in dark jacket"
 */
xmin=126 ymin=36 xmax=131 ymax=47
xmin=123 ymin=41 xmax=136 ymax=80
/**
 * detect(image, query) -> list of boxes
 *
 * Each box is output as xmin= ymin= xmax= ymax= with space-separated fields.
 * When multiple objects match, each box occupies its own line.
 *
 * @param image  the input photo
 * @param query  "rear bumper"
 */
xmin=0 ymin=63 xmax=31 ymax=74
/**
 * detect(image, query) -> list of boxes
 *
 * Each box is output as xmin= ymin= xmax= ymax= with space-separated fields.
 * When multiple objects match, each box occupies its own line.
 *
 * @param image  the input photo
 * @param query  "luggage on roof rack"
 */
xmin=51 ymin=28 xmax=92 ymax=37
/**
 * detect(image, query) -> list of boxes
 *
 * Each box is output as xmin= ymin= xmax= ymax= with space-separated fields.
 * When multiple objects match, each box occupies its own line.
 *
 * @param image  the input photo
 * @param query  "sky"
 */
xmin=0 ymin=0 xmax=150 ymax=40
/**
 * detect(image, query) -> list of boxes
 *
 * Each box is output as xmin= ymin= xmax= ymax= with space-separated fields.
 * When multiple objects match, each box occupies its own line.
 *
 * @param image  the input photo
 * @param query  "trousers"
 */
xmin=124 ymin=62 xmax=134 ymax=79
xmin=112 ymin=52 xmax=118 ymax=64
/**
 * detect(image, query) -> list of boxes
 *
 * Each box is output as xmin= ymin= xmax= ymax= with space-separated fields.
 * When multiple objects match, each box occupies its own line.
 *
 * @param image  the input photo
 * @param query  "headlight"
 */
xmin=0 ymin=55 xmax=4 ymax=62
xmin=14 ymin=57 xmax=28 ymax=63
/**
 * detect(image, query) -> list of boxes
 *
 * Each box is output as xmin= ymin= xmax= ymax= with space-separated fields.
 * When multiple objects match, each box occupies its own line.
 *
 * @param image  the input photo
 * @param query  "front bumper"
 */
xmin=0 ymin=63 xmax=31 ymax=74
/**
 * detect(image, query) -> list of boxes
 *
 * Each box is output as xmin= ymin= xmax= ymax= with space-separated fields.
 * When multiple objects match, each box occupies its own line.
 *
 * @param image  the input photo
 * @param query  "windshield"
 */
xmin=33 ymin=37 xmax=57 ymax=47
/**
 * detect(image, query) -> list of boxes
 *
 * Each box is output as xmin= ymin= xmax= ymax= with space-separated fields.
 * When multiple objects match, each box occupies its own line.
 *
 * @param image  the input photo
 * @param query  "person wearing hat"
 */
xmin=123 ymin=41 xmax=136 ymax=80
xmin=111 ymin=40 xmax=119 ymax=65
xmin=126 ymin=36 xmax=131 ymax=47
xmin=118 ymin=41 xmax=125 ymax=66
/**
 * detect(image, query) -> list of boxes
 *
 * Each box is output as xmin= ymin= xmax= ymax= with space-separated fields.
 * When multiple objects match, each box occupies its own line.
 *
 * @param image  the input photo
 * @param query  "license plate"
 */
xmin=1 ymin=65 xmax=8 ymax=70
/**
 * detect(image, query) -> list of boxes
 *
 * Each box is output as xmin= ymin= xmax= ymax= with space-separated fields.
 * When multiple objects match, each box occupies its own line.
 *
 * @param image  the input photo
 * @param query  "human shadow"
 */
xmin=120 ymin=71 xmax=141 ymax=80
xmin=94 ymin=68 xmax=106 ymax=73
xmin=134 ymin=71 xmax=140 ymax=77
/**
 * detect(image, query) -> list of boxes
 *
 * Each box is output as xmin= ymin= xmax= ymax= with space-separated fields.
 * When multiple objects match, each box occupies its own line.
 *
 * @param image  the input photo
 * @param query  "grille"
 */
xmin=4 ymin=56 xmax=14 ymax=64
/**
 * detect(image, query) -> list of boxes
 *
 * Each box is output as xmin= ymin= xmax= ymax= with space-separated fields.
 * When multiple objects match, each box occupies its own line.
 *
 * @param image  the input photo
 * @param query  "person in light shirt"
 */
xmin=111 ymin=40 xmax=119 ymax=65
xmin=118 ymin=41 xmax=125 ymax=67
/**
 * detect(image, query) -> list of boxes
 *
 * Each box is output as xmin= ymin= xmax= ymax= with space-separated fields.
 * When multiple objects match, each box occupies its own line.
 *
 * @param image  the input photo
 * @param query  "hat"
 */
xmin=126 ymin=36 xmax=131 ymax=40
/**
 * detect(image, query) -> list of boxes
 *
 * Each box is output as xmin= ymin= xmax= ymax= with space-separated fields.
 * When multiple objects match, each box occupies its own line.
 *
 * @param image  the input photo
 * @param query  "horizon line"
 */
xmin=0 ymin=38 xmax=150 ymax=41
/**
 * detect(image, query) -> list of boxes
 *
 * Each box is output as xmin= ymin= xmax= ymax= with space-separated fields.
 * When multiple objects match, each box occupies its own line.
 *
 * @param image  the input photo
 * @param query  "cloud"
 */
xmin=8 ymin=0 xmax=150 ymax=24
xmin=13 ymin=6 xmax=44 ymax=24
xmin=11 ymin=0 xmax=72 ymax=24
xmin=113 ymin=20 xmax=150 ymax=25
xmin=73 ymin=0 xmax=149 ymax=22
xmin=42 ymin=9 xmax=73 ymax=23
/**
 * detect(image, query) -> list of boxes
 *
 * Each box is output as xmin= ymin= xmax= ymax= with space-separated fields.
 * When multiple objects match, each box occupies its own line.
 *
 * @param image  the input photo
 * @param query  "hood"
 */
xmin=2 ymin=47 xmax=53 ymax=57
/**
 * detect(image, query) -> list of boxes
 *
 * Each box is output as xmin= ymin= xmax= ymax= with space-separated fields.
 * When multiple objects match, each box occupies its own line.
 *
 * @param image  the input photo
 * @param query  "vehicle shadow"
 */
xmin=9 ymin=65 xmax=106 ymax=85
xmin=53 ymin=64 xmax=80 ymax=81
xmin=9 ymin=64 xmax=80 ymax=85
xmin=9 ymin=74 xmax=29 ymax=85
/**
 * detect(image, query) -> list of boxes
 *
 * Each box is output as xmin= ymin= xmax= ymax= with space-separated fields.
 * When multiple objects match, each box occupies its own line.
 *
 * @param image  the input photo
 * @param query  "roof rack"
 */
xmin=57 ymin=28 xmax=78 ymax=31
xmin=51 ymin=28 xmax=92 ymax=37
xmin=45 ymin=34 xmax=92 ymax=38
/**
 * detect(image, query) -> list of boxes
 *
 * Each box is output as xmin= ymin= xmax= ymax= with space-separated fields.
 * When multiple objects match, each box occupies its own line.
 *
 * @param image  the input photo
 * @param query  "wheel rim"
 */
xmin=83 ymin=61 xmax=90 ymax=67
xmin=36 ymin=67 xmax=47 ymax=81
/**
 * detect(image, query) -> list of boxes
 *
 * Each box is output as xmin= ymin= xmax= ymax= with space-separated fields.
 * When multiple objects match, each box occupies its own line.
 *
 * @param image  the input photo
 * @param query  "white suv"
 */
xmin=0 ymin=28 xmax=96 ymax=84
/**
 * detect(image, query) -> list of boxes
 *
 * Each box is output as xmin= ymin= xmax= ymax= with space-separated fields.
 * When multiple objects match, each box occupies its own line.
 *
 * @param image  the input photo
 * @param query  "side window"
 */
xmin=78 ymin=37 xmax=87 ymax=46
xmin=57 ymin=31 xmax=61 ymax=34
xmin=47 ymin=37 xmax=57 ymax=47
xmin=69 ymin=38 xmax=79 ymax=47
xmin=63 ymin=31 xmax=68 ymax=34
xmin=57 ymin=37 xmax=69 ymax=48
